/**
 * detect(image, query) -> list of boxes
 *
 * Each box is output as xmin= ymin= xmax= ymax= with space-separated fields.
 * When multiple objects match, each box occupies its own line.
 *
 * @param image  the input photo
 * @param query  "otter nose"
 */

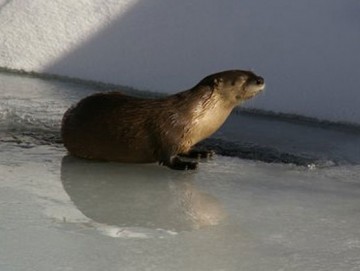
xmin=255 ymin=76 xmax=264 ymax=85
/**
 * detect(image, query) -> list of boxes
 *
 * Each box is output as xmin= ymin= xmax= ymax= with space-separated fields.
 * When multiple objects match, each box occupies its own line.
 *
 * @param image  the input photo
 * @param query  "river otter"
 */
xmin=61 ymin=70 xmax=265 ymax=170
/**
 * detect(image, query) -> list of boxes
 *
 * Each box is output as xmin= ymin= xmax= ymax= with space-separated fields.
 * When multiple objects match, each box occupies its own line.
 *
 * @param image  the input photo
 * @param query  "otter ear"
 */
xmin=213 ymin=78 xmax=224 ymax=88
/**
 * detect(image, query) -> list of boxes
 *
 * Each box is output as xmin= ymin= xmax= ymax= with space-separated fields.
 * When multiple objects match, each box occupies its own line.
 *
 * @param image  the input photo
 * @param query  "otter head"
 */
xmin=200 ymin=70 xmax=265 ymax=107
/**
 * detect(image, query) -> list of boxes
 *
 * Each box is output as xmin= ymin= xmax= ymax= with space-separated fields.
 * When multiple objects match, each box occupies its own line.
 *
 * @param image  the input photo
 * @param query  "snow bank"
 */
xmin=0 ymin=0 xmax=359 ymax=124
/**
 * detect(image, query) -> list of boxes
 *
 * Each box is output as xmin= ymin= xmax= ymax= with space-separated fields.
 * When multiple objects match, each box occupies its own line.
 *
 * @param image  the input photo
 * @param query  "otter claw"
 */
xmin=184 ymin=161 xmax=198 ymax=170
xmin=179 ymin=149 xmax=215 ymax=159
xmin=162 ymin=156 xmax=198 ymax=170
xmin=171 ymin=160 xmax=198 ymax=170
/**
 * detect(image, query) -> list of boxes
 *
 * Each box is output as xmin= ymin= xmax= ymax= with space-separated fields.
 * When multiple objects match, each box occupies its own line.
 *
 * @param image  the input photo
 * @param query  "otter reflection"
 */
xmin=60 ymin=156 xmax=225 ymax=231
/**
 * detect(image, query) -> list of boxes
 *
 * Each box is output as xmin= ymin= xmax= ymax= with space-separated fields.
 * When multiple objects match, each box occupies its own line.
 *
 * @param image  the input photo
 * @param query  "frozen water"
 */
xmin=1 ymin=72 xmax=360 ymax=270
xmin=1 ymin=144 xmax=360 ymax=271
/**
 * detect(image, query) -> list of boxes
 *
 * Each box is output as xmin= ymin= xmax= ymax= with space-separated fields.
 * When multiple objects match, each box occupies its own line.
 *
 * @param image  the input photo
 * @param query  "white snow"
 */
xmin=1 ymin=0 xmax=360 ymax=123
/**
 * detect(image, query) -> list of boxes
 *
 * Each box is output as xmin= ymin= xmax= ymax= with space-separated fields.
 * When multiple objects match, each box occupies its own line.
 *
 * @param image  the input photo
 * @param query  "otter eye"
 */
xmin=255 ymin=77 xmax=264 ymax=85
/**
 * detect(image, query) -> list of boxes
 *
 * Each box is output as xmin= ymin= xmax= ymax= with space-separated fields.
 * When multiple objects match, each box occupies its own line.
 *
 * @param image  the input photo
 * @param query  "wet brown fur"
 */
xmin=61 ymin=70 xmax=265 ymax=169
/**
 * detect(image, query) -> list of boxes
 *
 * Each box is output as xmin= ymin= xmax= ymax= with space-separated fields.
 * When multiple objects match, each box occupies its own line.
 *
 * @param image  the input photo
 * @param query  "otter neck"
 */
xmin=176 ymin=87 xmax=234 ymax=145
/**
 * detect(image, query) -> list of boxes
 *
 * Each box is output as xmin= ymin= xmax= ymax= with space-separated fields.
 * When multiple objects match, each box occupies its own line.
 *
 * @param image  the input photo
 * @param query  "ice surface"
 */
xmin=1 ymin=144 xmax=360 ymax=271
xmin=1 ymin=73 xmax=360 ymax=270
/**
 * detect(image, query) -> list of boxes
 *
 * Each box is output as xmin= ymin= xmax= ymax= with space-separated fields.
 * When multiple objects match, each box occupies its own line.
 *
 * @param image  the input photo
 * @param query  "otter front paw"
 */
xmin=160 ymin=156 xmax=198 ymax=170
xmin=180 ymin=149 xmax=215 ymax=159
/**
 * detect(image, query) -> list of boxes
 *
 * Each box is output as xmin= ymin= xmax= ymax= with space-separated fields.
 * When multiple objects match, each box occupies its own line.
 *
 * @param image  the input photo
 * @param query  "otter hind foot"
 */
xmin=160 ymin=156 xmax=198 ymax=170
